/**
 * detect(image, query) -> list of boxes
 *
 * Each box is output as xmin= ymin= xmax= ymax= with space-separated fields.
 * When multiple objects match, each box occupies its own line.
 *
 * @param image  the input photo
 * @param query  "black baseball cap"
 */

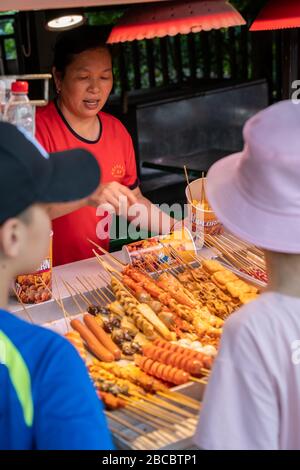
xmin=0 ymin=122 xmax=101 ymax=224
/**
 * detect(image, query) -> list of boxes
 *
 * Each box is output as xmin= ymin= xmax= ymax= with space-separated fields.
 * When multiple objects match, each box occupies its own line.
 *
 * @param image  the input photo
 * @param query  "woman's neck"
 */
xmin=265 ymin=250 xmax=300 ymax=298
xmin=57 ymin=98 xmax=100 ymax=141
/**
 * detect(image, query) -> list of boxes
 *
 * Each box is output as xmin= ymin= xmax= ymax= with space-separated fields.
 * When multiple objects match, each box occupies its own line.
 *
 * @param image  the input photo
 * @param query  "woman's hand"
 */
xmin=88 ymin=181 xmax=137 ymax=215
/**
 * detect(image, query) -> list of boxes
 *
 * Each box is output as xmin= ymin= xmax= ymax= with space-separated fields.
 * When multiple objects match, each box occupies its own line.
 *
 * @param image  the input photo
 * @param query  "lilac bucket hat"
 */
xmin=206 ymin=100 xmax=300 ymax=253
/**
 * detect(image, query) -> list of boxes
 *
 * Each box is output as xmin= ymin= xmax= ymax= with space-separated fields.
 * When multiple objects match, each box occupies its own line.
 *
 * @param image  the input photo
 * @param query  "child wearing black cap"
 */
xmin=0 ymin=123 xmax=113 ymax=449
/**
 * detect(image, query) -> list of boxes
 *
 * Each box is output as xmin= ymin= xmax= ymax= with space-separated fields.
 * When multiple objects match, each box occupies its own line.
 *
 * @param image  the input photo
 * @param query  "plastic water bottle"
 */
xmin=4 ymin=81 xmax=34 ymax=135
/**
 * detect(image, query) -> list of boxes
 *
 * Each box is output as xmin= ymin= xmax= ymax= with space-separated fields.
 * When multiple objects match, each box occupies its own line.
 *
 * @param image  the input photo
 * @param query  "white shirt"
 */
xmin=193 ymin=292 xmax=300 ymax=450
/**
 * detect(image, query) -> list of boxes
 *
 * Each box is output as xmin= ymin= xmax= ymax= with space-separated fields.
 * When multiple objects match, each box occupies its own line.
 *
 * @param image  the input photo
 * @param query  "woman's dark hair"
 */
xmin=53 ymin=25 xmax=113 ymax=76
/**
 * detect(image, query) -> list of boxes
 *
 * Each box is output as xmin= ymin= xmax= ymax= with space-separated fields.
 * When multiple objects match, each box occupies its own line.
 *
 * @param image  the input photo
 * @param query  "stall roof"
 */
xmin=0 ymin=0 xmax=168 ymax=12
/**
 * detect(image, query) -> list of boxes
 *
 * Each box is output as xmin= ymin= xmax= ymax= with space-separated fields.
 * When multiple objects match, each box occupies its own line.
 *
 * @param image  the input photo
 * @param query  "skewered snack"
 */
xmin=177 ymin=267 xmax=241 ymax=319
xmin=135 ymin=355 xmax=190 ymax=385
xmin=96 ymin=361 xmax=168 ymax=393
xmin=108 ymin=300 xmax=125 ymax=318
xmin=108 ymin=314 xmax=121 ymax=328
xmin=157 ymin=310 xmax=196 ymax=337
xmin=153 ymin=338 xmax=213 ymax=369
xmin=157 ymin=273 xmax=197 ymax=308
xmin=142 ymin=344 xmax=205 ymax=376
xmin=87 ymin=305 xmax=110 ymax=316
xmin=111 ymin=328 xmax=136 ymax=345
xmin=97 ymin=391 xmax=126 ymax=410
xmin=211 ymin=270 xmax=239 ymax=290
xmin=137 ymin=303 xmax=176 ymax=341
xmin=111 ymin=278 xmax=157 ymax=339
xmin=201 ymin=259 xmax=227 ymax=274
xmin=83 ymin=313 xmax=122 ymax=360
xmin=97 ymin=381 xmax=129 ymax=396
xmin=123 ymin=266 xmax=222 ymax=338
xmin=90 ymin=364 xmax=146 ymax=396
xmin=64 ymin=330 xmax=87 ymax=362
xmin=226 ymin=280 xmax=258 ymax=298
xmin=121 ymin=341 xmax=142 ymax=355
xmin=70 ymin=318 xmax=115 ymax=362
xmin=87 ymin=305 xmax=99 ymax=315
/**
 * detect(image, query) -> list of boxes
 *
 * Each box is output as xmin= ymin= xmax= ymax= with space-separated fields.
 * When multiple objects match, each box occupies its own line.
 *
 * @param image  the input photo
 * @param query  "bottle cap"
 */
xmin=11 ymin=81 xmax=29 ymax=93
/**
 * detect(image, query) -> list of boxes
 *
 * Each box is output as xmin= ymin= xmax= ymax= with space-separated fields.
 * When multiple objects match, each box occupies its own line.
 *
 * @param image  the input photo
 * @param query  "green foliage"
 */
xmin=0 ymin=17 xmax=16 ymax=61
xmin=86 ymin=10 xmax=123 ymax=26
xmin=4 ymin=38 xmax=17 ymax=60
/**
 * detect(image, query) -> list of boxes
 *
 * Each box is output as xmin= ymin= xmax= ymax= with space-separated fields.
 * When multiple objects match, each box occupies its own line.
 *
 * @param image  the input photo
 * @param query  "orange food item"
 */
xmin=70 ymin=319 xmax=114 ymax=362
xmin=83 ymin=314 xmax=121 ymax=360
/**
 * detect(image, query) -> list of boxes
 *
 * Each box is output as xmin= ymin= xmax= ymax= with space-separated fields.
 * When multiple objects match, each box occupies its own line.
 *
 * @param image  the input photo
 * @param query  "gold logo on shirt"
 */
xmin=111 ymin=164 xmax=125 ymax=178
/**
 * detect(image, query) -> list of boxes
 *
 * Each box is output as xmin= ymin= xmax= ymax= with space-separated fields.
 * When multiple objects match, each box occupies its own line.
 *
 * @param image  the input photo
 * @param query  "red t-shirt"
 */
xmin=36 ymin=101 xmax=138 ymax=266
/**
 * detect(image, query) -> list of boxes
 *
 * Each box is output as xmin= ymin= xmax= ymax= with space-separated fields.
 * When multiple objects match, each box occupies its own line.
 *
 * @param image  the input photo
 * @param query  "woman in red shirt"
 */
xmin=36 ymin=26 xmax=173 ymax=266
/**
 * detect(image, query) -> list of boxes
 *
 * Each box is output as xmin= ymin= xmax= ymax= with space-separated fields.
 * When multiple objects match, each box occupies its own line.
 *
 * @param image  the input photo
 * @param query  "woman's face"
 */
xmin=55 ymin=47 xmax=113 ymax=119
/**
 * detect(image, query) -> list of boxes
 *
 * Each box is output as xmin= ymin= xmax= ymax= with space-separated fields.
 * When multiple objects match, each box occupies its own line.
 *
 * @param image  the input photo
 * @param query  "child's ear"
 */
xmin=0 ymin=218 xmax=23 ymax=258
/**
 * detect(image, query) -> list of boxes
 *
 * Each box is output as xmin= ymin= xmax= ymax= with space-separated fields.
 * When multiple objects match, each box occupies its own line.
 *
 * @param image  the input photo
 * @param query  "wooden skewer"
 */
xmin=65 ymin=281 xmax=94 ymax=309
xmin=122 ymin=398 xmax=182 ymax=424
xmin=97 ymin=269 xmax=112 ymax=287
xmin=82 ymin=275 xmax=107 ymax=304
xmin=93 ymin=249 xmax=122 ymax=277
xmin=105 ymin=412 xmax=156 ymax=441
xmin=190 ymin=377 xmax=209 ymax=385
xmin=53 ymin=274 xmax=70 ymax=331
xmin=142 ymin=393 xmax=195 ymax=418
xmin=72 ymin=283 xmax=91 ymax=307
xmin=120 ymin=397 xmax=175 ymax=429
xmin=122 ymin=407 xmax=175 ymax=431
xmin=160 ymin=390 xmax=201 ymax=408
xmin=87 ymin=238 xmax=126 ymax=267
xmin=184 ymin=165 xmax=193 ymax=204
xmin=76 ymin=276 xmax=100 ymax=306
xmin=201 ymin=171 xmax=207 ymax=206
xmin=13 ymin=287 xmax=35 ymax=324
xmin=157 ymin=391 xmax=200 ymax=410
xmin=88 ymin=275 xmax=112 ymax=303
xmin=39 ymin=276 xmax=71 ymax=318
xmin=61 ymin=279 xmax=84 ymax=314
xmin=129 ymin=392 xmax=190 ymax=420
xmin=109 ymin=425 xmax=134 ymax=444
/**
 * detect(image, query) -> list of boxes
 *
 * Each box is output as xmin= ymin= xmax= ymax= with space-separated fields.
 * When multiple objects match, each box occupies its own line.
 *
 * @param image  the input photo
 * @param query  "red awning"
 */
xmin=0 ymin=0 xmax=167 ymax=12
xmin=107 ymin=0 xmax=246 ymax=43
xmin=250 ymin=0 xmax=300 ymax=31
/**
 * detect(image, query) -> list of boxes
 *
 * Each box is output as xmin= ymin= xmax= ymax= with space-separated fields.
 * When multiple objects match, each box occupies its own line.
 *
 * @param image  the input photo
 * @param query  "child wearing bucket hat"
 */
xmin=0 ymin=123 xmax=113 ymax=449
xmin=193 ymin=100 xmax=300 ymax=450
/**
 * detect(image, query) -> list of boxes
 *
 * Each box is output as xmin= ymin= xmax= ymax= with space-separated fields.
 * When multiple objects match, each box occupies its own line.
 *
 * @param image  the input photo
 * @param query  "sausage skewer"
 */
xmin=70 ymin=318 xmax=114 ymax=362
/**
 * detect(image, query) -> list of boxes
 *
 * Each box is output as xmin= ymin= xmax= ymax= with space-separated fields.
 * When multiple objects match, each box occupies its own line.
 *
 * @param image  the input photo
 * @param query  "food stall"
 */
xmin=0 ymin=0 xmax=286 ymax=452
xmin=8 ymin=216 xmax=264 ymax=450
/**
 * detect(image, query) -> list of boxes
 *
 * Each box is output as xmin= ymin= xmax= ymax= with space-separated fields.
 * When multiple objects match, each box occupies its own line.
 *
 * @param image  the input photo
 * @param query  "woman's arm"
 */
xmin=47 ymin=198 xmax=89 ymax=220
xmin=129 ymin=187 xmax=176 ymax=235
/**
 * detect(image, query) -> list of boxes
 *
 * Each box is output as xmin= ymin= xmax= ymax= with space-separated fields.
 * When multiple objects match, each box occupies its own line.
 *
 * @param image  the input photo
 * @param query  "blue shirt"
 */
xmin=0 ymin=309 xmax=114 ymax=450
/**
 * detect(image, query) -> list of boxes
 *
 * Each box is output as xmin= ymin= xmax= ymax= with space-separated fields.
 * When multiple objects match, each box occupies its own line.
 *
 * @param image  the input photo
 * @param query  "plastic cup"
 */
xmin=122 ymin=228 xmax=196 ymax=272
xmin=185 ymin=178 xmax=222 ymax=248
xmin=15 ymin=231 xmax=53 ymax=304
